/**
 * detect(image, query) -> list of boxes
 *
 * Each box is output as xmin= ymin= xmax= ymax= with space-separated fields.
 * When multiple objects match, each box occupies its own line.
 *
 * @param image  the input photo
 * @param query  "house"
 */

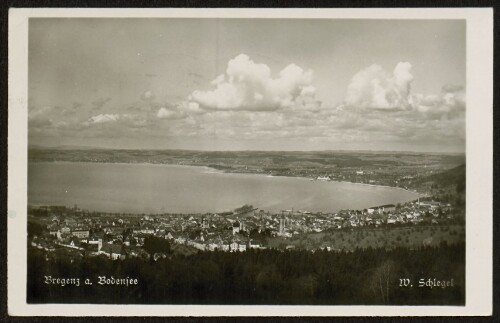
xmin=122 ymin=245 xmax=140 ymax=258
xmin=232 ymin=221 xmax=240 ymax=235
xmin=85 ymin=243 xmax=100 ymax=254
xmin=249 ymin=241 xmax=261 ymax=249
xmin=140 ymin=227 xmax=155 ymax=235
xmin=87 ymin=238 xmax=103 ymax=252
xmin=90 ymin=231 xmax=106 ymax=240
xmin=368 ymin=204 xmax=396 ymax=214
xmin=49 ymin=226 xmax=62 ymax=240
xmin=123 ymin=236 xmax=132 ymax=246
xmin=207 ymin=243 xmax=219 ymax=251
xmin=100 ymin=243 xmax=124 ymax=260
xmin=72 ymin=229 xmax=90 ymax=239
xmin=380 ymin=204 xmax=397 ymax=213
xmin=229 ymin=241 xmax=239 ymax=252
xmin=174 ymin=235 xmax=187 ymax=244
xmin=419 ymin=201 xmax=441 ymax=208
xmin=387 ymin=215 xmax=397 ymax=224
xmin=188 ymin=240 xmax=206 ymax=251
xmin=65 ymin=218 xmax=77 ymax=227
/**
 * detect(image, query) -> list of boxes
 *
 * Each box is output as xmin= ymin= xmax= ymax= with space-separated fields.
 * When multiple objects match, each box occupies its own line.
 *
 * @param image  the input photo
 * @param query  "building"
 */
xmin=379 ymin=204 xmax=396 ymax=213
xmin=100 ymin=243 xmax=124 ymax=260
xmin=368 ymin=204 xmax=396 ymax=214
xmin=229 ymin=241 xmax=239 ymax=252
xmin=278 ymin=216 xmax=285 ymax=236
xmin=232 ymin=221 xmax=240 ymax=235
xmin=87 ymin=238 xmax=103 ymax=252
xmin=49 ymin=226 xmax=62 ymax=240
xmin=249 ymin=241 xmax=261 ymax=249
xmin=201 ymin=216 xmax=209 ymax=229
xmin=72 ymin=229 xmax=90 ymax=239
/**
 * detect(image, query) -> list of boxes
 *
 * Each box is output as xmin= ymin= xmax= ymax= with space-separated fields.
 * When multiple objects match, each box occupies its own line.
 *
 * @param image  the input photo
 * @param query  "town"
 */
xmin=28 ymin=197 xmax=465 ymax=261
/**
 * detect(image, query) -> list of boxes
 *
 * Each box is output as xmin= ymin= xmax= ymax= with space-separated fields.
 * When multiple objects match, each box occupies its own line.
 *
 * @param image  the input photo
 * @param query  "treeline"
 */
xmin=28 ymin=243 xmax=464 ymax=305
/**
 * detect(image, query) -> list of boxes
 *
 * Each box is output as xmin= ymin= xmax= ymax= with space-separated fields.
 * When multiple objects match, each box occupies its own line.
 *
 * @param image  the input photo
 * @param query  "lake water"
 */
xmin=28 ymin=162 xmax=419 ymax=214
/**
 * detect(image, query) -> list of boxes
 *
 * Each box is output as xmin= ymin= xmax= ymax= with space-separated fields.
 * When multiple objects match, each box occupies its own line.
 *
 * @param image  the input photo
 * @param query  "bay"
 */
xmin=28 ymin=162 xmax=420 ymax=214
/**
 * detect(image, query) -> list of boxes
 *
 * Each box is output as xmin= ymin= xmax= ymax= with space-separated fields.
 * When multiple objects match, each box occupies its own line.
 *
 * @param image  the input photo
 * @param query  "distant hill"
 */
xmin=29 ymin=145 xmax=101 ymax=150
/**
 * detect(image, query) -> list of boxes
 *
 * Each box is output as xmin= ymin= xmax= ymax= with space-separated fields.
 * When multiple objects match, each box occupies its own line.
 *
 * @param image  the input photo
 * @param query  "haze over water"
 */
xmin=28 ymin=162 xmax=419 ymax=214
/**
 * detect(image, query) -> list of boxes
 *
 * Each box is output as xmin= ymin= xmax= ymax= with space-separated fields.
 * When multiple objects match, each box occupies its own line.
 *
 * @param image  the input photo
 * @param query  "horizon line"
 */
xmin=28 ymin=144 xmax=466 ymax=155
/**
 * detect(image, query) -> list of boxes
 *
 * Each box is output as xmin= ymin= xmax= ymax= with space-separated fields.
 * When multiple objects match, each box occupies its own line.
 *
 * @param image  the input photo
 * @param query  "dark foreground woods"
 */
xmin=28 ymin=243 xmax=465 ymax=305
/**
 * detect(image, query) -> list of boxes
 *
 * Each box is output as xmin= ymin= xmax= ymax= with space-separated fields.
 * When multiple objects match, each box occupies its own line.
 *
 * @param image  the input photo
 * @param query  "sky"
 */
xmin=28 ymin=18 xmax=466 ymax=152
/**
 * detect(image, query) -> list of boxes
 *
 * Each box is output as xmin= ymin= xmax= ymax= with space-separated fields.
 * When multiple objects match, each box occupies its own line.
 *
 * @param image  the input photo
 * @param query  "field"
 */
xmin=268 ymin=224 xmax=465 ymax=251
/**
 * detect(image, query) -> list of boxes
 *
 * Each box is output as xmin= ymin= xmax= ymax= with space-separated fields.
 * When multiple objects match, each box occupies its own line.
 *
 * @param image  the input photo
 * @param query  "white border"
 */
xmin=8 ymin=8 xmax=493 ymax=317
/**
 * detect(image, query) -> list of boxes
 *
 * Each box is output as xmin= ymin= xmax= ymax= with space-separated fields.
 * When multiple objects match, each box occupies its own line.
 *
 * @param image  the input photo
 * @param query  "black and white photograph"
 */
xmin=7 ymin=8 xmax=493 ymax=316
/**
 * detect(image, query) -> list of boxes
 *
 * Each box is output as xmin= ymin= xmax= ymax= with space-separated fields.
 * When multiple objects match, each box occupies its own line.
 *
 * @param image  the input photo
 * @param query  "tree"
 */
xmin=143 ymin=236 xmax=171 ymax=255
xmin=28 ymin=221 xmax=44 ymax=238
xmin=368 ymin=259 xmax=396 ymax=304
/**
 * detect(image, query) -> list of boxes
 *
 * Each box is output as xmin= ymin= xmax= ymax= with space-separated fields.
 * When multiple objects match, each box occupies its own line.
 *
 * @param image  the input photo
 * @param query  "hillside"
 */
xmin=268 ymin=225 xmax=465 ymax=251
xmin=413 ymin=164 xmax=465 ymax=209
xmin=414 ymin=164 xmax=465 ymax=191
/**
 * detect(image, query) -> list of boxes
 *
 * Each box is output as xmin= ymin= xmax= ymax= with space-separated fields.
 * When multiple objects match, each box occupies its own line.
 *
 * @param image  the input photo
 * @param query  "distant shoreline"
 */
xmin=335 ymin=180 xmax=422 ymax=196
xmin=28 ymin=146 xmax=466 ymax=156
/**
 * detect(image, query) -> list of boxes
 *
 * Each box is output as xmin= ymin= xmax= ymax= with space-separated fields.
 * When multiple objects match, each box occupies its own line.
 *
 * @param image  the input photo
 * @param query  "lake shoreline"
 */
xmin=28 ymin=161 xmax=421 ymax=214
xmin=28 ymin=160 xmax=422 ymax=196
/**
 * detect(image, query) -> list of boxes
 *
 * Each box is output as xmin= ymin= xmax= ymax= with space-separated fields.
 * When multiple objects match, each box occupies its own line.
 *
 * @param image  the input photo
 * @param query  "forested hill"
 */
xmin=414 ymin=164 xmax=465 ymax=192
xmin=28 ymin=243 xmax=465 ymax=305
xmin=412 ymin=164 xmax=466 ymax=209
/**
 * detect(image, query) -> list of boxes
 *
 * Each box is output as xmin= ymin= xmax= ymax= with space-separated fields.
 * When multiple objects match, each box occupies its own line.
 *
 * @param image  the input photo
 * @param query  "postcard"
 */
xmin=8 ymin=8 xmax=493 ymax=316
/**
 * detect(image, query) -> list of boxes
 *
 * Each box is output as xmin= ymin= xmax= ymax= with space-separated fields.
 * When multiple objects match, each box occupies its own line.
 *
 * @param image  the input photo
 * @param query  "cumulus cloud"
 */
xmin=157 ymin=107 xmax=175 ymax=119
xmin=189 ymin=54 xmax=319 ymax=111
xmin=87 ymin=114 xmax=120 ymax=124
xmin=340 ymin=62 xmax=465 ymax=147
xmin=345 ymin=62 xmax=414 ymax=110
xmin=412 ymin=85 xmax=465 ymax=120
xmin=81 ymin=113 xmax=156 ymax=131
xmin=157 ymin=107 xmax=186 ymax=120
xmin=29 ymin=55 xmax=464 ymax=152
xmin=177 ymin=101 xmax=204 ymax=115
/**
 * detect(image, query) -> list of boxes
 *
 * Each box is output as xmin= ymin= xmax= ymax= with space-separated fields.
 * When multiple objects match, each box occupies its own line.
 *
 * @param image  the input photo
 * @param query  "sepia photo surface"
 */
xmin=8 ymin=8 xmax=493 ymax=316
